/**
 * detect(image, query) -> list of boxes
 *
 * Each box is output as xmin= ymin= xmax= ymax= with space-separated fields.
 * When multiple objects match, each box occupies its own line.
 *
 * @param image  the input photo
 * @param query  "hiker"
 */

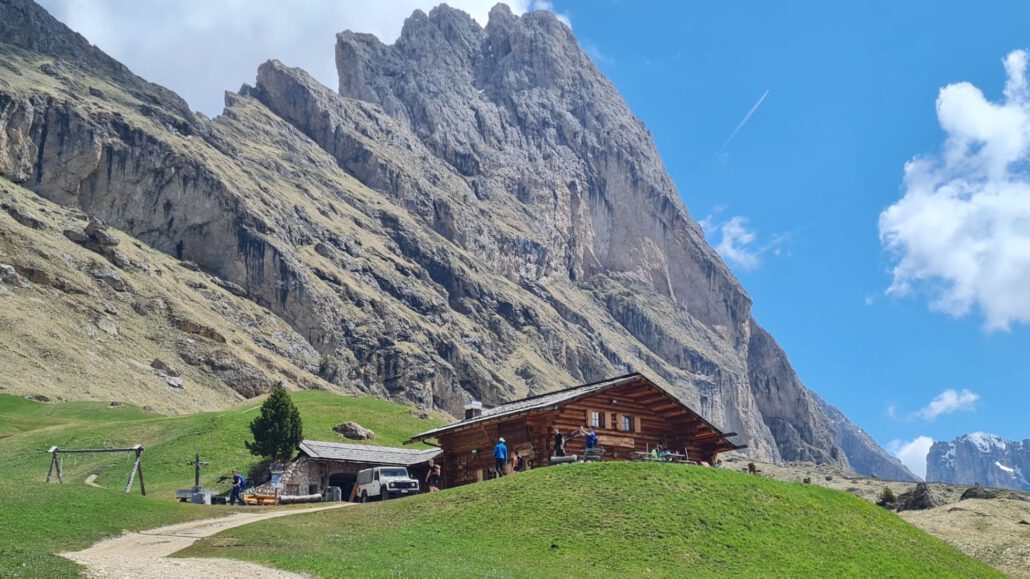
xmin=425 ymin=459 xmax=442 ymax=492
xmin=512 ymin=450 xmax=526 ymax=473
xmin=229 ymin=469 xmax=244 ymax=505
xmin=714 ymin=459 xmax=724 ymax=469
xmin=585 ymin=427 xmax=598 ymax=450
xmin=552 ymin=426 xmax=566 ymax=457
xmin=494 ymin=437 xmax=508 ymax=477
xmin=748 ymin=462 xmax=759 ymax=476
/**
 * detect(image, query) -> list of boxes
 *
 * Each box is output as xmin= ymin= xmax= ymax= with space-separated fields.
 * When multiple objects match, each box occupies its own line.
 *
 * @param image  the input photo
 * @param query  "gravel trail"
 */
xmin=62 ymin=503 xmax=349 ymax=578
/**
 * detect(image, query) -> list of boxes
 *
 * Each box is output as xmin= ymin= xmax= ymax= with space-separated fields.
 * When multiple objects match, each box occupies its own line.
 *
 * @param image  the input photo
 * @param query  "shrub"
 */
xmin=877 ymin=486 xmax=897 ymax=506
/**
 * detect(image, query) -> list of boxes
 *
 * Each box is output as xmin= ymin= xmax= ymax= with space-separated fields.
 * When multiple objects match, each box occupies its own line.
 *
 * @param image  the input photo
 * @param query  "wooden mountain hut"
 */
xmin=405 ymin=373 xmax=746 ymax=488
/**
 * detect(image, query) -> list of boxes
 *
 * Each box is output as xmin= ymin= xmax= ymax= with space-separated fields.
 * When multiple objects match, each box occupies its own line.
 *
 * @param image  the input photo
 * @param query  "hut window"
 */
xmin=620 ymin=415 xmax=634 ymax=432
xmin=590 ymin=411 xmax=605 ymax=429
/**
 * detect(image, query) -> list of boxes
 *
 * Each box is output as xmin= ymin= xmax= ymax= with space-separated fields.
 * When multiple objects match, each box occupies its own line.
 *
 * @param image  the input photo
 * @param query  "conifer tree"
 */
xmin=246 ymin=384 xmax=303 ymax=460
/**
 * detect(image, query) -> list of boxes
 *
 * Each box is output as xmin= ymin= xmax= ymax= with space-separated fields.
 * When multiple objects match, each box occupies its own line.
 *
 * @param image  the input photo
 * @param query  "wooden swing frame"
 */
xmin=45 ymin=445 xmax=147 ymax=496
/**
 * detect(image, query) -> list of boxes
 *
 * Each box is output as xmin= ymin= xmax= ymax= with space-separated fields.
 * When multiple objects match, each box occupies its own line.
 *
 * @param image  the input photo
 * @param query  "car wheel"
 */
xmin=379 ymin=491 xmax=388 ymax=501
xmin=359 ymin=491 xmax=367 ymax=504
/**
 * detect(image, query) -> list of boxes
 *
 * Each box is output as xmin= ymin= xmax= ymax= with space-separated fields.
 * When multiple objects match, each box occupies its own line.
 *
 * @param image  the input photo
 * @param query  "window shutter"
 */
xmin=634 ymin=416 xmax=642 ymax=433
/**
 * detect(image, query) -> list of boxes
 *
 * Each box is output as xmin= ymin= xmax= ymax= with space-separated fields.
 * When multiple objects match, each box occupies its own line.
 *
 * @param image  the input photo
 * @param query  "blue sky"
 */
xmin=41 ymin=0 xmax=1029 ymax=479
xmin=551 ymin=0 xmax=1030 ymax=476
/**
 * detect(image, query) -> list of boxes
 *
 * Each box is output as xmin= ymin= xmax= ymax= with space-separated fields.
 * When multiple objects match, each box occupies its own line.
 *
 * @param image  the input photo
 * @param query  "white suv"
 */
xmin=356 ymin=466 xmax=420 ymax=502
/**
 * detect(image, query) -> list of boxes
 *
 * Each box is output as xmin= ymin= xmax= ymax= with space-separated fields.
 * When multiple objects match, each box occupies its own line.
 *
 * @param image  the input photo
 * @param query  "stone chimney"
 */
xmin=464 ymin=401 xmax=483 ymax=420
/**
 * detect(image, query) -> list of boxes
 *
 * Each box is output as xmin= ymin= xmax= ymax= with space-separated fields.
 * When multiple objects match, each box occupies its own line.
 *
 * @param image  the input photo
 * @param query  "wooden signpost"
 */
xmin=45 ymin=445 xmax=147 ymax=495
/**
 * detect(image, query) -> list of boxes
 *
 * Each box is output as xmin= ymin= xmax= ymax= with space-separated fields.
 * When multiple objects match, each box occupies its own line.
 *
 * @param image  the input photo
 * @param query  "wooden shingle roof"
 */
xmin=405 ymin=373 xmax=745 ymax=451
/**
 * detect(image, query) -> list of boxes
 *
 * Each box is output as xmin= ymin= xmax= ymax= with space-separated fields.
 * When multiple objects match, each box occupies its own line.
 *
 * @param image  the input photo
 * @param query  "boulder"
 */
xmin=170 ymin=314 xmax=226 ymax=343
xmin=150 ymin=358 xmax=181 ymax=377
xmin=960 ymin=486 xmax=998 ymax=501
xmin=63 ymin=228 xmax=88 ymax=243
xmin=213 ymin=277 xmax=247 ymax=297
xmin=85 ymin=217 xmax=119 ymax=246
xmin=95 ymin=317 xmax=119 ymax=336
xmin=91 ymin=269 xmax=130 ymax=292
xmin=896 ymin=483 xmax=944 ymax=512
xmin=333 ymin=421 xmax=375 ymax=440
xmin=0 ymin=264 xmax=23 ymax=286
xmin=3 ymin=203 xmax=46 ymax=229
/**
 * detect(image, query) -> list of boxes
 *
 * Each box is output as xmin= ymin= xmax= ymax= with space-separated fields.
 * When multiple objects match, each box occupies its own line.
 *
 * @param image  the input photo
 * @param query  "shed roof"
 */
xmin=405 ymin=373 xmax=745 ymax=452
xmin=298 ymin=440 xmax=441 ymax=466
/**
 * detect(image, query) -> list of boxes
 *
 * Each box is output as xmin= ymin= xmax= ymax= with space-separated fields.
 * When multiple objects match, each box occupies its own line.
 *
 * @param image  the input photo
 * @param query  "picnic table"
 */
xmin=632 ymin=451 xmax=690 ymax=463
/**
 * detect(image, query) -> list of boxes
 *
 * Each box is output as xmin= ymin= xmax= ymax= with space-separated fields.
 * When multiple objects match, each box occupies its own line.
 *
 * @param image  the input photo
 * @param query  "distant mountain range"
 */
xmin=927 ymin=433 xmax=1030 ymax=491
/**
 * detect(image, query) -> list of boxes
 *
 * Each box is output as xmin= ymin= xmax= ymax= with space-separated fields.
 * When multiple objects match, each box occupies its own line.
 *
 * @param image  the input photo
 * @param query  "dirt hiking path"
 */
xmin=62 ymin=503 xmax=349 ymax=578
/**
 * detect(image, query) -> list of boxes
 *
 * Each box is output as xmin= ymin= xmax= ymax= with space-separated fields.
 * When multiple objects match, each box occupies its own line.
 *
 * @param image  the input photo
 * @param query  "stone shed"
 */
xmin=283 ymin=439 xmax=441 ymax=500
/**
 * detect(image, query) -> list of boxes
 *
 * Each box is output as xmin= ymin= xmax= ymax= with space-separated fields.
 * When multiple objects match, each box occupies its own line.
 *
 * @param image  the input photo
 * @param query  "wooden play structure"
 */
xmin=45 ymin=444 xmax=147 ymax=495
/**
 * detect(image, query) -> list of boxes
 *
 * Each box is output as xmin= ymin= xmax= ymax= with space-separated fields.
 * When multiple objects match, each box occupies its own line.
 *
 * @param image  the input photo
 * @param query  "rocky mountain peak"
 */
xmin=927 ymin=433 xmax=1029 ymax=491
xmin=0 ymin=0 xmax=916 ymax=482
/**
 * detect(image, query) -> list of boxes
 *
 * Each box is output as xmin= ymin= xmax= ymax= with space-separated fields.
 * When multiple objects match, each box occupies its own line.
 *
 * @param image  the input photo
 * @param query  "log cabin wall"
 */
xmin=431 ymin=376 xmax=733 ymax=487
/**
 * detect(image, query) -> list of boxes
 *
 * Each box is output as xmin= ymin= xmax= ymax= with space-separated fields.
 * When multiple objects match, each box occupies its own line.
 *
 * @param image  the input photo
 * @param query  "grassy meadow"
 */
xmin=180 ymin=461 xmax=1002 ymax=578
xmin=0 ymin=391 xmax=442 ymax=577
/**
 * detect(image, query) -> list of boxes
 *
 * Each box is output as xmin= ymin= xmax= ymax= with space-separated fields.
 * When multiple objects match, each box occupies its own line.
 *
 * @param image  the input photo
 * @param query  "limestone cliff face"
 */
xmin=927 ymin=434 xmax=1030 ymax=491
xmin=0 ymin=0 xmax=912 ymax=478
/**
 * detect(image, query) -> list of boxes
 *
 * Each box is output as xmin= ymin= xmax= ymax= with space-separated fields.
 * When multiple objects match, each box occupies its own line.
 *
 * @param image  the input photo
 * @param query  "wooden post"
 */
xmin=125 ymin=446 xmax=144 ymax=494
xmin=46 ymin=447 xmax=58 ymax=483
xmin=57 ymin=453 xmax=64 ymax=484
xmin=136 ymin=447 xmax=146 ymax=496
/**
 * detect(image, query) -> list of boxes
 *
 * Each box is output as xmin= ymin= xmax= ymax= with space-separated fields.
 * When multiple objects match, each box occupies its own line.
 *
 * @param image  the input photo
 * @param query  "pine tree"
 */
xmin=246 ymin=384 xmax=303 ymax=460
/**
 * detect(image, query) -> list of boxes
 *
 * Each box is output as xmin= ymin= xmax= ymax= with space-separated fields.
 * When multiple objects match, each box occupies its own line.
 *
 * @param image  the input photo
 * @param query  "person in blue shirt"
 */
xmin=229 ymin=469 xmax=244 ymax=505
xmin=493 ymin=437 xmax=508 ymax=477
xmin=585 ymin=427 xmax=598 ymax=450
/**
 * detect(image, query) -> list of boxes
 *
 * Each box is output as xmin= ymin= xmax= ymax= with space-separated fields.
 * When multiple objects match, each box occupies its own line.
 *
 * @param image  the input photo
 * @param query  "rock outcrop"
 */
xmin=0 ymin=0 xmax=911 ymax=478
xmin=927 ymin=433 xmax=1030 ymax=491
xmin=895 ymin=482 xmax=944 ymax=512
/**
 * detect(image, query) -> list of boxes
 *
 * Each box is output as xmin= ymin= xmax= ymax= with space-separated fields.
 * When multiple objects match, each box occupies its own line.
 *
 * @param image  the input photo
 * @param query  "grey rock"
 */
xmin=213 ymin=276 xmax=247 ymax=297
xmin=3 ymin=203 xmax=46 ymax=229
xmin=150 ymin=358 xmax=181 ymax=377
xmin=0 ymin=263 xmax=24 ymax=286
xmin=85 ymin=217 xmax=119 ymax=246
xmin=960 ymin=486 xmax=997 ymax=500
xmin=896 ymin=482 xmax=944 ymax=512
xmin=180 ymin=261 xmax=201 ymax=271
xmin=95 ymin=317 xmax=118 ymax=336
xmin=169 ymin=314 xmax=226 ymax=343
xmin=333 ymin=421 xmax=375 ymax=440
xmin=815 ymin=395 xmax=918 ymax=481
xmin=91 ymin=269 xmax=129 ymax=292
xmin=63 ymin=228 xmax=88 ymax=243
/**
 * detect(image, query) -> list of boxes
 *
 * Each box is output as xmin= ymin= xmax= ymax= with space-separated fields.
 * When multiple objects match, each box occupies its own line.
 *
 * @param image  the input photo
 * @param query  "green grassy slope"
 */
xmin=182 ymin=462 xmax=1001 ymax=578
xmin=0 ymin=392 xmax=443 ymax=577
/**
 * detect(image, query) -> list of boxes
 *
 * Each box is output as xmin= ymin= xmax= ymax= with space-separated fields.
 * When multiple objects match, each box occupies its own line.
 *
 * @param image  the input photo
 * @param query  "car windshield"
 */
xmin=380 ymin=468 xmax=408 ymax=478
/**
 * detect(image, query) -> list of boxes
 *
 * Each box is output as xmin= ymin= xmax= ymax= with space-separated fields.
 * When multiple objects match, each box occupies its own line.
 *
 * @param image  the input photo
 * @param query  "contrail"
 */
xmin=718 ymin=89 xmax=770 ymax=152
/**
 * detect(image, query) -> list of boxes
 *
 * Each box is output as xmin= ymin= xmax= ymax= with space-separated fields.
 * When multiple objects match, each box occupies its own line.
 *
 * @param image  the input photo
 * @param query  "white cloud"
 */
xmin=715 ymin=216 xmax=760 ymax=270
xmin=886 ymin=403 xmax=897 ymax=419
xmin=879 ymin=49 xmax=1030 ymax=331
xmin=914 ymin=388 xmax=980 ymax=421
xmin=36 ymin=0 xmax=565 ymax=116
xmin=700 ymin=213 xmax=789 ymax=271
xmin=529 ymin=0 xmax=571 ymax=28
xmin=886 ymin=435 xmax=934 ymax=480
